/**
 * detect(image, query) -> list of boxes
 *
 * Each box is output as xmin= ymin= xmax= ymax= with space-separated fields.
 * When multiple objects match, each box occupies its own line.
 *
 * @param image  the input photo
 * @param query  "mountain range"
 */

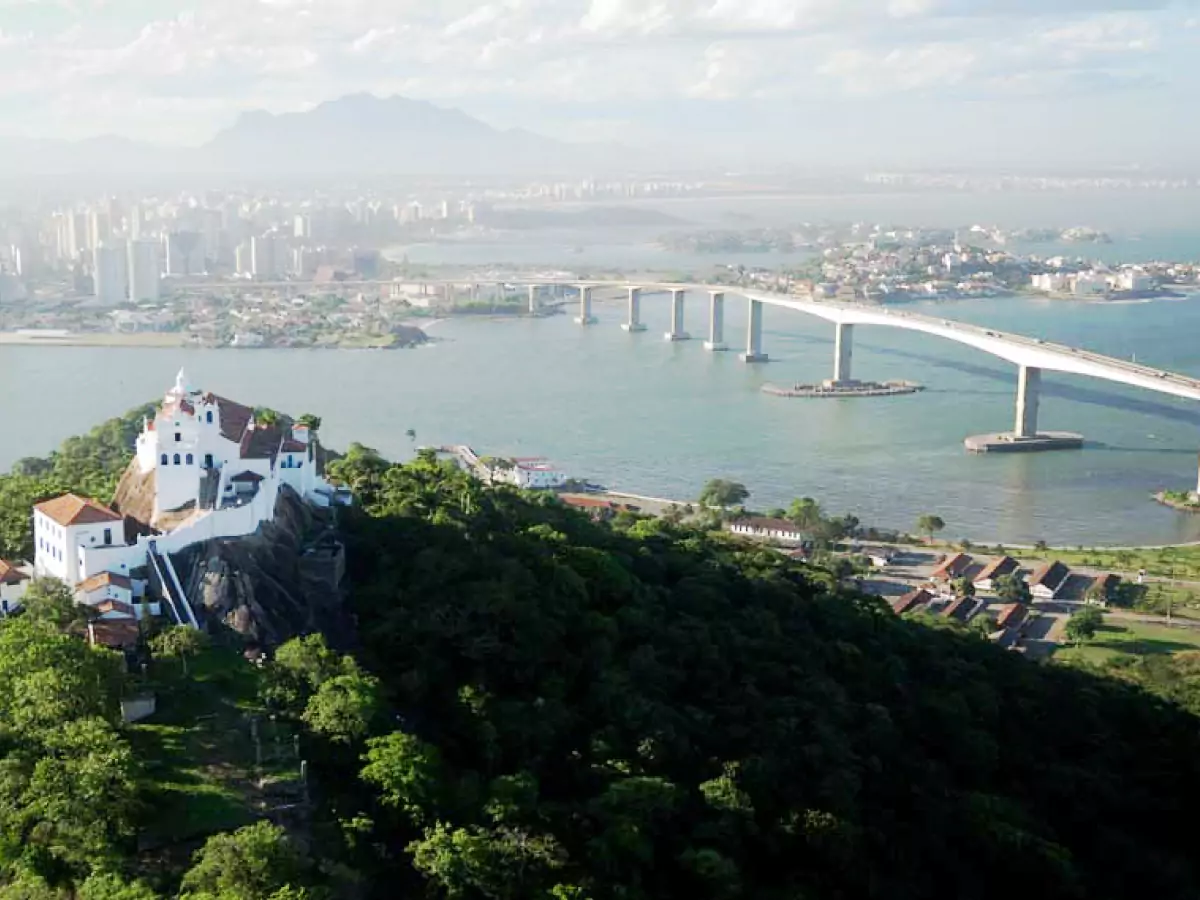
xmin=0 ymin=94 xmax=636 ymax=179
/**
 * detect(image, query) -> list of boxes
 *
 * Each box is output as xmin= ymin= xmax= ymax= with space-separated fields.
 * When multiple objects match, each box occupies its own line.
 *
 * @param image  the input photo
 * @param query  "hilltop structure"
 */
xmin=32 ymin=370 xmax=343 ymax=631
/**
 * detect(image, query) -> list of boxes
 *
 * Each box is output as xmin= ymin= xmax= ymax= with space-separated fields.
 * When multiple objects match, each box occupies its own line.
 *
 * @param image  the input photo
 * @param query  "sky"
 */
xmin=0 ymin=0 xmax=1196 ymax=168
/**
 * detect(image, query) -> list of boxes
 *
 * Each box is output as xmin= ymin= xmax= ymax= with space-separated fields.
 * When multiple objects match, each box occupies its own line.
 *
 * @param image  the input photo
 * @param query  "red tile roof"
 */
xmin=35 ymin=494 xmax=122 ymax=527
xmin=1030 ymin=561 xmax=1070 ymax=590
xmin=941 ymin=597 xmax=973 ymax=621
xmin=87 ymin=620 xmax=140 ymax=649
xmin=230 ymin=471 xmax=265 ymax=483
xmin=931 ymin=552 xmax=972 ymax=581
xmin=996 ymin=603 xmax=1028 ymax=629
xmin=974 ymin=556 xmax=1019 ymax=584
xmin=95 ymin=599 xmax=137 ymax=618
xmin=77 ymin=571 xmax=133 ymax=593
xmin=891 ymin=588 xmax=933 ymax=614
xmin=204 ymin=393 xmax=255 ymax=443
xmin=0 ymin=560 xmax=28 ymax=585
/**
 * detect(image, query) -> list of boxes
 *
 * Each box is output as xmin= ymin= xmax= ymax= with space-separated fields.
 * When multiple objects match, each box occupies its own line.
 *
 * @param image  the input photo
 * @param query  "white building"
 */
xmin=727 ymin=517 xmax=807 ymax=545
xmin=0 ymin=560 xmax=29 ymax=616
xmin=31 ymin=371 xmax=345 ymax=629
xmin=1113 ymin=268 xmax=1154 ymax=292
xmin=251 ymin=235 xmax=277 ymax=279
xmin=33 ymin=493 xmax=125 ymax=584
xmin=1031 ymin=273 xmax=1071 ymax=293
xmin=93 ymin=243 xmax=128 ymax=305
xmin=128 ymin=239 xmax=161 ymax=302
xmin=490 ymin=458 xmax=567 ymax=490
xmin=1072 ymin=271 xmax=1108 ymax=297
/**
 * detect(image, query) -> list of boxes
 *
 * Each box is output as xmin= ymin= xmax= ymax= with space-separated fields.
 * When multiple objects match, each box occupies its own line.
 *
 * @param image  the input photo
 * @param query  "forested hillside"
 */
xmin=318 ymin=448 xmax=1200 ymax=900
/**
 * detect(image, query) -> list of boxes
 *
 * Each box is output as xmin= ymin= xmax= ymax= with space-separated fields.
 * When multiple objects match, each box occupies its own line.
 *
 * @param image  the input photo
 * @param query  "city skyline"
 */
xmin=0 ymin=1 xmax=1196 ymax=169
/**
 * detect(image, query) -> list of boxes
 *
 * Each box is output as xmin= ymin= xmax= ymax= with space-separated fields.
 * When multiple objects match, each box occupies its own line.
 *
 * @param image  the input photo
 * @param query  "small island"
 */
xmin=1155 ymin=489 xmax=1200 ymax=513
xmin=763 ymin=379 xmax=924 ymax=398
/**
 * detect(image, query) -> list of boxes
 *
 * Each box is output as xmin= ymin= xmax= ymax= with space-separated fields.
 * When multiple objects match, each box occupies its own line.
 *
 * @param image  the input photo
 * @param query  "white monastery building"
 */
xmin=32 ymin=370 xmax=341 ymax=633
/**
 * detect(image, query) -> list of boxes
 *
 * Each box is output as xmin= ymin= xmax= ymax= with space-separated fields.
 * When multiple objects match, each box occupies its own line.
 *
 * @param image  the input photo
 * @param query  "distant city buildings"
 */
xmin=92 ymin=243 xmax=128 ymax=305
xmin=128 ymin=239 xmax=161 ymax=302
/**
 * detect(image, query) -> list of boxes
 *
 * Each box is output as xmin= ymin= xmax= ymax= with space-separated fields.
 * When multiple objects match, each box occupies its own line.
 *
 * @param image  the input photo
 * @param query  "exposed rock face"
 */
xmin=171 ymin=485 xmax=353 ymax=649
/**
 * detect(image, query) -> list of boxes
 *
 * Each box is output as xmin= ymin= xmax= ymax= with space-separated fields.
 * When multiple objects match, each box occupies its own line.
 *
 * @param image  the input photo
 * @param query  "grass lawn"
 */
xmin=130 ymin=645 xmax=299 ymax=846
xmin=1054 ymin=620 xmax=1200 ymax=666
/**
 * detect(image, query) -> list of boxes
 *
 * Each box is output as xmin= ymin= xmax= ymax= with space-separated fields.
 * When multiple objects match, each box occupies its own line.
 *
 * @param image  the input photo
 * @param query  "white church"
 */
xmin=32 ymin=370 xmax=341 ymax=638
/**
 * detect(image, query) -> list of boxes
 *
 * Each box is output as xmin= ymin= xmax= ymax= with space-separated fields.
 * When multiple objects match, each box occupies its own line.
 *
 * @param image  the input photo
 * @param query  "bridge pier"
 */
xmin=741 ymin=298 xmax=769 ymax=362
xmin=1014 ymin=365 xmax=1041 ymax=438
xmin=574 ymin=286 xmax=597 ymax=325
xmin=664 ymin=289 xmax=690 ymax=341
xmin=704 ymin=291 xmax=727 ymax=351
xmin=621 ymin=287 xmax=646 ymax=332
xmin=833 ymin=323 xmax=854 ymax=384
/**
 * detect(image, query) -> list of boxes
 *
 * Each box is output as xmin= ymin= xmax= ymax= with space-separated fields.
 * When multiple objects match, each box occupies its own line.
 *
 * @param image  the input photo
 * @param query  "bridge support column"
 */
xmin=833 ymin=323 xmax=854 ymax=384
xmin=741 ymin=298 xmax=769 ymax=362
xmin=704 ymin=292 xmax=727 ymax=350
xmin=528 ymin=285 xmax=539 ymax=315
xmin=1014 ymin=365 xmax=1041 ymax=439
xmin=664 ymin=289 xmax=690 ymax=341
xmin=574 ymin=286 xmax=597 ymax=325
xmin=621 ymin=287 xmax=646 ymax=332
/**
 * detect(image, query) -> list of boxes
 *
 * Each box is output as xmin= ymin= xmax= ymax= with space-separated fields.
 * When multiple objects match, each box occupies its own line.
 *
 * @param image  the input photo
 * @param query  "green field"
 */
xmin=1054 ymin=620 xmax=1200 ymax=666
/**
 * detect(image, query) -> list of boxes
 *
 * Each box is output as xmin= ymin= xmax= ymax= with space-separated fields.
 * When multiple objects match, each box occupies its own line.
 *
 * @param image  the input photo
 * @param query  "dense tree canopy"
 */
xmin=320 ymin=451 xmax=1200 ymax=900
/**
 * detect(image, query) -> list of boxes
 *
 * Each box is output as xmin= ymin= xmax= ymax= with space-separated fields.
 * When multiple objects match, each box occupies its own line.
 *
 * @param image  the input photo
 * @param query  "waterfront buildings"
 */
xmin=92 ymin=243 xmax=128 ymax=305
xmin=128 ymin=239 xmax=161 ymax=302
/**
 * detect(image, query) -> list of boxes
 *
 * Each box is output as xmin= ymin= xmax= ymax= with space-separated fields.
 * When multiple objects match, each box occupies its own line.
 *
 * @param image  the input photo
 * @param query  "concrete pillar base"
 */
xmin=664 ymin=332 xmax=691 ymax=342
xmin=574 ymin=316 xmax=598 ymax=326
xmin=740 ymin=353 xmax=769 ymax=363
xmin=621 ymin=323 xmax=647 ymax=333
xmin=703 ymin=341 xmax=728 ymax=352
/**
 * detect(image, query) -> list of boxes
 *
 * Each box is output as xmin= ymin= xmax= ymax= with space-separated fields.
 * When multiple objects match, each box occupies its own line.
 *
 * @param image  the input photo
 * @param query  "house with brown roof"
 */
xmin=33 ymin=493 xmax=123 ymax=584
xmin=0 ymin=559 xmax=29 ymax=615
xmin=1029 ymin=561 xmax=1071 ymax=600
xmin=995 ymin=602 xmax=1028 ymax=630
xmin=941 ymin=596 xmax=975 ymax=622
xmin=891 ymin=587 xmax=934 ymax=615
xmin=973 ymin=556 xmax=1020 ymax=592
xmin=930 ymin=552 xmax=973 ymax=582
xmin=1087 ymin=573 xmax=1122 ymax=607
xmin=76 ymin=571 xmax=136 ymax=619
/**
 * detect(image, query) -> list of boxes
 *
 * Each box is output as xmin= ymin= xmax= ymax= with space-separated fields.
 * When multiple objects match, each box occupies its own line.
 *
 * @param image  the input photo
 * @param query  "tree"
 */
xmin=994 ymin=573 xmax=1032 ymax=604
xmin=1066 ymin=606 xmax=1105 ymax=645
xmin=302 ymin=671 xmax=381 ymax=744
xmin=788 ymin=497 xmax=824 ymax=531
xmin=77 ymin=872 xmax=158 ymax=900
xmin=951 ymin=577 xmax=976 ymax=600
xmin=408 ymin=823 xmax=566 ymax=900
xmin=296 ymin=414 xmax=322 ymax=432
xmin=916 ymin=514 xmax=945 ymax=544
xmin=20 ymin=578 xmax=86 ymax=629
xmin=360 ymin=731 xmax=444 ymax=826
xmin=180 ymin=821 xmax=309 ymax=900
xmin=698 ymin=480 xmax=750 ymax=509
xmin=253 ymin=408 xmax=281 ymax=428
xmin=150 ymin=625 xmax=209 ymax=675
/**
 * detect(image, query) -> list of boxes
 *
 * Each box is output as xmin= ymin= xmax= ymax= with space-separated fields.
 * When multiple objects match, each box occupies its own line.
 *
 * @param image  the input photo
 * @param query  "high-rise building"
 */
xmin=129 ymin=204 xmax=144 ymax=240
xmin=235 ymin=242 xmax=252 ymax=276
xmin=294 ymin=214 xmax=312 ymax=239
xmin=93 ymin=243 xmax=128 ymax=305
xmin=128 ymin=239 xmax=160 ymax=302
xmin=88 ymin=210 xmax=112 ymax=251
xmin=67 ymin=212 xmax=88 ymax=260
xmin=250 ymin=235 xmax=276 ymax=279
xmin=163 ymin=231 xmax=205 ymax=276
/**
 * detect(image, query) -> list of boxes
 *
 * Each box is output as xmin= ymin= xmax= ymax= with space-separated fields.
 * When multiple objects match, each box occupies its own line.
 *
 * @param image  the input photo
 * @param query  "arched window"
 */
xmin=161 ymin=454 xmax=169 ymax=465
xmin=186 ymin=454 xmax=194 ymax=465
xmin=174 ymin=453 xmax=181 ymax=465
xmin=206 ymin=411 xmax=214 ymax=424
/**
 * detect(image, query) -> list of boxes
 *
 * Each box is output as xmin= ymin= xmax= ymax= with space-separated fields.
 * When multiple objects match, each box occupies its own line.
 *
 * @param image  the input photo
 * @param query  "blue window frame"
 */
xmin=173 ymin=453 xmax=181 ymax=465
xmin=161 ymin=454 xmax=169 ymax=465
xmin=186 ymin=453 xmax=194 ymax=465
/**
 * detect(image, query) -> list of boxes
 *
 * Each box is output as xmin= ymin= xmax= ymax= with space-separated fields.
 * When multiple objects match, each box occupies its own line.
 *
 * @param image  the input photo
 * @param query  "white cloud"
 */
xmin=0 ymin=0 xmax=1190 ymax=143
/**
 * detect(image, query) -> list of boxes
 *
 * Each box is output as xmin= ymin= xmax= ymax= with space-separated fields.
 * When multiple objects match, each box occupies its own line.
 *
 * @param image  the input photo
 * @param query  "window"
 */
xmin=103 ymin=528 xmax=112 ymax=546
xmin=175 ymin=433 xmax=181 ymax=442
xmin=174 ymin=454 xmax=181 ymax=465
xmin=186 ymin=454 xmax=194 ymax=465
xmin=204 ymin=454 xmax=214 ymax=468
xmin=161 ymin=454 xmax=169 ymax=465
xmin=206 ymin=411 xmax=214 ymax=424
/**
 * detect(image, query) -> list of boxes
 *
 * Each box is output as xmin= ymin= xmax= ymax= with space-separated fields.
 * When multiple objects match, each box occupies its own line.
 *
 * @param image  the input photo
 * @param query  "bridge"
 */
xmin=517 ymin=279 xmax=1200 ymax=460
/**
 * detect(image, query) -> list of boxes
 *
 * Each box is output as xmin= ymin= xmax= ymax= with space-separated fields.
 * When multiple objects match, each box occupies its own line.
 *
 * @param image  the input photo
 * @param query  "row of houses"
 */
xmin=930 ymin=552 xmax=1115 ymax=602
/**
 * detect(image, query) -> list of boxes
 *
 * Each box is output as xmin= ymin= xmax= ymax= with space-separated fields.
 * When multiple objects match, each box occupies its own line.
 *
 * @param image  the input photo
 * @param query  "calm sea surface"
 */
xmin=4 ymin=290 xmax=1200 ymax=547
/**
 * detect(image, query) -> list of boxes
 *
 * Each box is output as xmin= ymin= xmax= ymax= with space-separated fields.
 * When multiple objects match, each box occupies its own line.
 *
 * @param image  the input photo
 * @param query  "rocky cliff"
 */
xmin=170 ymin=485 xmax=353 ymax=649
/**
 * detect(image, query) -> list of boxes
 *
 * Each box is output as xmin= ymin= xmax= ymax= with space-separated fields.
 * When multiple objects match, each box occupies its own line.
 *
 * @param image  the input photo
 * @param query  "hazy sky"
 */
xmin=0 ymin=0 xmax=1196 ymax=167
